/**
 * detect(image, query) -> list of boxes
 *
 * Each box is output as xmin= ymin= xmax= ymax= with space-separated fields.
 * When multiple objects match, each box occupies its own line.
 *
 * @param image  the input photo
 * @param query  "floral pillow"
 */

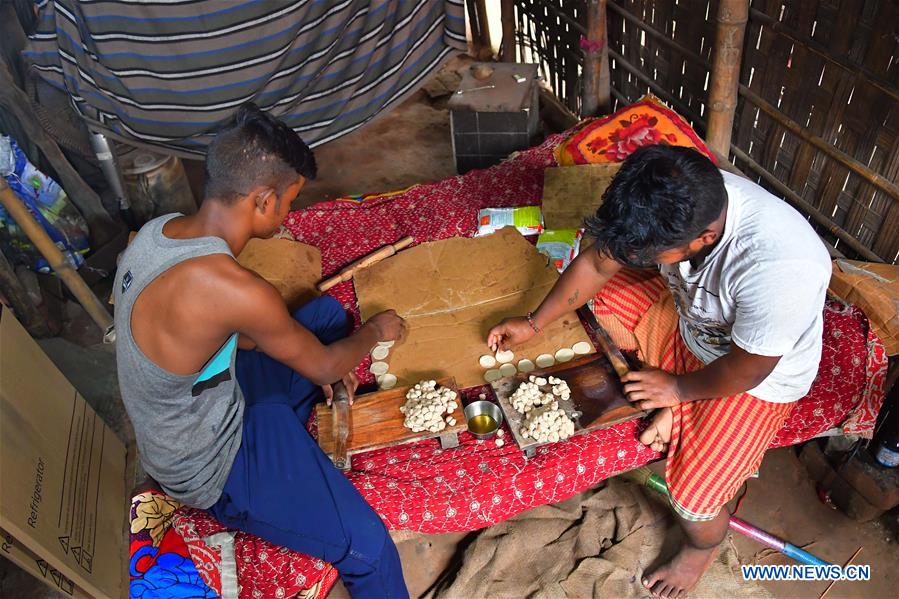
xmin=554 ymin=94 xmax=716 ymax=166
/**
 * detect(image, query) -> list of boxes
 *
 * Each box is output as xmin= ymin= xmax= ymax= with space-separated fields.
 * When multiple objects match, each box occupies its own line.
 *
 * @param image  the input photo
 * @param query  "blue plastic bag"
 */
xmin=0 ymin=135 xmax=90 ymax=272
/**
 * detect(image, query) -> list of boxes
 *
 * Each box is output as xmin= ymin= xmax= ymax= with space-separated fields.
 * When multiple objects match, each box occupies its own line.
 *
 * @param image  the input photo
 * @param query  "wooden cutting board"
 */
xmin=491 ymin=354 xmax=645 ymax=455
xmin=316 ymin=377 xmax=466 ymax=461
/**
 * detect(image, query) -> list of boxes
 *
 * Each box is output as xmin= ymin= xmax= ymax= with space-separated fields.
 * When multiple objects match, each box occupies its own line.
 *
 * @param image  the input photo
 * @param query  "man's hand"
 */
xmin=622 ymin=367 xmax=684 ymax=410
xmin=322 ymin=370 xmax=360 ymax=405
xmin=366 ymin=310 xmax=406 ymax=342
xmin=487 ymin=316 xmax=536 ymax=352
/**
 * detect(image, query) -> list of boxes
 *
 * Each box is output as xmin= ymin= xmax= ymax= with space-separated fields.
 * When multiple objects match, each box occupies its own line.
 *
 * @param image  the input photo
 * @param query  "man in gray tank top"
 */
xmin=114 ymin=104 xmax=409 ymax=598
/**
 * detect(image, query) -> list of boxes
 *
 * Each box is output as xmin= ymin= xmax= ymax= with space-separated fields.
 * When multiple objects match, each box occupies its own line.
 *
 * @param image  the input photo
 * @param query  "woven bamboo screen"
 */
xmin=510 ymin=0 xmax=899 ymax=263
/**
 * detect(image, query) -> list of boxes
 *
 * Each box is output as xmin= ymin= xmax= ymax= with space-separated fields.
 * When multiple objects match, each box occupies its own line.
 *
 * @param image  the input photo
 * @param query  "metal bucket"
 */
xmin=119 ymin=148 xmax=197 ymax=226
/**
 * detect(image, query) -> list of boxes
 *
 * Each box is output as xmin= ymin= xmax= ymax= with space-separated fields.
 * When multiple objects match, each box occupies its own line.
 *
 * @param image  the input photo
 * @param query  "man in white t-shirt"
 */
xmin=487 ymin=144 xmax=831 ymax=598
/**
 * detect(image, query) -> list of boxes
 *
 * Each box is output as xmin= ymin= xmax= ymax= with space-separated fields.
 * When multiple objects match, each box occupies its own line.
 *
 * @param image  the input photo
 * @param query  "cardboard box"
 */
xmin=355 ymin=227 xmax=593 ymax=389
xmin=829 ymin=260 xmax=898 ymax=355
xmin=541 ymin=164 xmax=620 ymax=230
xmin=236 ymin=237 xmax=322 ymax=310
xmin=0 ymin=310 xmax=127 ymax=598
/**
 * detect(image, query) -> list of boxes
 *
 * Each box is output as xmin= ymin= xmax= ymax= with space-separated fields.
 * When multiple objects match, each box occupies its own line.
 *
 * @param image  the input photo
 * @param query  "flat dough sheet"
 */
xmin=355 ymin=228 xmax=593 ymax=388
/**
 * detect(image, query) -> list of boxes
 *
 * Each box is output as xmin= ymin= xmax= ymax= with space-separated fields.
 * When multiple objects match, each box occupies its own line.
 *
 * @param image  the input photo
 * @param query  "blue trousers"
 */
xmin=208 ymin=296 xmax=408 ymax=599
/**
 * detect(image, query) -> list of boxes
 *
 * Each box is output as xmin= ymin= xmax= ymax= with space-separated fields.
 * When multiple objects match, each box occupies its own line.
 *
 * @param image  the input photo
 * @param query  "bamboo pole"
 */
xmin=731 ymin=146 xmax=884 ymax=262
xmin=581 ymin=0 xmax=611 ymax=116
xmin=738 ymin=85 xmax=899 ymax=204
xmin=500 ymin=0 xmax=515 ymax=62
xmin=706 ymin=0 xmax=749 ymax=157
xmin=0 ymin=179 xmax=114 ymax=334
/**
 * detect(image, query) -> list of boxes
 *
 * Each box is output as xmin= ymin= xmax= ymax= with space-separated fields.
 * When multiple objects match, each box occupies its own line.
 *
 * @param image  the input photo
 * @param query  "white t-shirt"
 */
xmin=659 ymin=171 xmax=832 ymax=403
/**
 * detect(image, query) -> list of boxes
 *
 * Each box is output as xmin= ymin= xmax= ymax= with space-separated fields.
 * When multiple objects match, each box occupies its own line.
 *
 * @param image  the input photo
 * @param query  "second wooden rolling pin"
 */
xmin=317 ymin=236 xmax=414 ymax=292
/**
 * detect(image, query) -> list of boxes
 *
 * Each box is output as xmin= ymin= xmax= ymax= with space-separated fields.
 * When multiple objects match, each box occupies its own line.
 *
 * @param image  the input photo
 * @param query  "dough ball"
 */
xmin=572 ymin=341 xmax=593 ymax=355
xmin=478 ymin=354 xmax=497 ymax=369
xmin=517 ymin=359 xmax=535 ymax=372
xmin=371 ymin=345 xmax=390 ymax=360
xmin=499 ymin=363 xmax=517 ymax=377
xmin=377 ymin=340 xmax=395 ymax=348
xmin=555 ymin=348 xmax=575 ymax=362
xmin=369 ymin=361 xmax=389 ymax=375
xmin=379 ymin=373 xmax=397 ymax=390
xmin=484 ymin=369 xmax=502 ymax=383
xmin=495 ymin=349 xmax=515 ymax=364
xmin=535 ymin=353 xmax=555 ymax=368
xmin=495 ymin=438 xmax=505 ymax=447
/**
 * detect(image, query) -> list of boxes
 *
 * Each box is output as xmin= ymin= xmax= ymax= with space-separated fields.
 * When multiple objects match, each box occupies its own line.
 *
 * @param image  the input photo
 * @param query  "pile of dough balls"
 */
xmin=521 ymin=405 xmax=575 ymax=443
xmin=511 ymin=375 xmax=575 ymax=443
xmin=400 ymin=380 xmax=459 ymax=433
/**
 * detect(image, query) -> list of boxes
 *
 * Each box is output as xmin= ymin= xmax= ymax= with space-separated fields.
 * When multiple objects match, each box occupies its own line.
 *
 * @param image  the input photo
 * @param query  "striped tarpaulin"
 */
xmin=23 ymin=0 xmax=467 ymax=157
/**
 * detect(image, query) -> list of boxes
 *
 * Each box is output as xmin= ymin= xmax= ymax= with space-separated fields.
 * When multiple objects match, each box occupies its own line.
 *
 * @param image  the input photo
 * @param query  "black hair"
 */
xmin=584 ymin=144 xmax=726 ymax=267
xmin=204 ymin=103 xmax=317 ymax=204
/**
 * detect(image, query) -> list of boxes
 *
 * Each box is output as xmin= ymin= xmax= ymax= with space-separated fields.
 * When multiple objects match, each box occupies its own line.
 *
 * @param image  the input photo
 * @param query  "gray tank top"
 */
xmin=113 ymin=214 xmax=243 ymax=508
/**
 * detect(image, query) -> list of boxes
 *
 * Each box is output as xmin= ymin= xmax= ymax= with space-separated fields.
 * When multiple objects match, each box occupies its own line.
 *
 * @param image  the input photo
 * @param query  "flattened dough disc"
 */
xmin=572 ymin=341 xmax=593 ymax=355
xmin=484 ymin=369 xmax=502 ymax=383
xmin=535 ymin=353 xmax=555 ymax=368
xmin=495 ymin=349 xmax=515 ymax=364
xmin=372 ymin=346 xmax=390 ymax=360
xmin=369 ymin=361 xmax=389 ymax=375
xmin=499 ymin=363 xmax=517 ymax=377
xmin=555 ymin=348 xmax=575 ymax=363
xmin=479 ymin=354 xmax=497 ymax=369
xmin=517 ymin=359 xmax=535 ymax=372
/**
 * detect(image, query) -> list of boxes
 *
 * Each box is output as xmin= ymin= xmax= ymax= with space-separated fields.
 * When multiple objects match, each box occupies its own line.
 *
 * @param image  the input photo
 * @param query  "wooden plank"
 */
xmin=316 ymin=378 xmax=465 ymax=458
xmin=491 ymin=353 xmax=645 ymax=454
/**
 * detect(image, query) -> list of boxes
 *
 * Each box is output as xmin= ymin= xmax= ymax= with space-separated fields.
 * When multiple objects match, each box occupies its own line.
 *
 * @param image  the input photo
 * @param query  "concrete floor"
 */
xmin=3 ymin=55 xmax=897 ymax=599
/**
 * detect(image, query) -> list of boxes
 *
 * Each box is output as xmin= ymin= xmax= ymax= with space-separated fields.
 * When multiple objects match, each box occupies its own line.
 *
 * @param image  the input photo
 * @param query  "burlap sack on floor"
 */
xmin=429 ymin=479 xmax=772 ymax=599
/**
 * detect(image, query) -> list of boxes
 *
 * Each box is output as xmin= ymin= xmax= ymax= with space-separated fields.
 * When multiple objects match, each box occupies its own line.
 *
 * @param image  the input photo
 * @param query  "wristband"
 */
xmin=526 ymin=312 xmax=541 ymax=334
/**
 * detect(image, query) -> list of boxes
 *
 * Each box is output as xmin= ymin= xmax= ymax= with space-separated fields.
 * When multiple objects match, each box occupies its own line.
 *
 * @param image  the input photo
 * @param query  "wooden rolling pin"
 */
xmin=576 ymin=305 xmax=630 ymax=380
xmin=331 ymin=382 xmax=352 ymax=470
xmin=317 ymin=236 xmax=414 ymax=292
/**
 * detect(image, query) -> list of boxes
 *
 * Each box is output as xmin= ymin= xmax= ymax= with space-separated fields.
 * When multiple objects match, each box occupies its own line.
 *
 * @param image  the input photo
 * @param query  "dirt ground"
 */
xmin=2 ymin=55 xmax=897 ymax=599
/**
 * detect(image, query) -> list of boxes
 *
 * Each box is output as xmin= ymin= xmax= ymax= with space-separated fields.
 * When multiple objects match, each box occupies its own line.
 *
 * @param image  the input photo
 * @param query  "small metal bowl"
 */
xmin=464 ymin=400 xmax=504 ymax=440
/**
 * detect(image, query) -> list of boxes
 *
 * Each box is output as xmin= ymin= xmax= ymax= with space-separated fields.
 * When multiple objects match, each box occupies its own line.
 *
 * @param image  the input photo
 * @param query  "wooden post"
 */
xmin=501 ymin=0 xmax=515 ymax=62
xmin=581 ymin=0 xmax=611 ymax=117
xmin=474 ymin=0 xmax=492 ymax=59
xmin=0 ymin=179 xmax=113 ymax=335
xmin=0 ymin=248 xmax=50 ymax=337
xmin=706 ymin=0 xmax=749 ymax=157
xmin=465 ymin=0 xmax=482 ymax=55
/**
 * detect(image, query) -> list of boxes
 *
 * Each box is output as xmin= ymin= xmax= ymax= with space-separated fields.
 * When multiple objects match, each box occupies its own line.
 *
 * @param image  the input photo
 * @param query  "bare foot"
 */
xmin=642 ymin=542 xmax=718 ymax=598
xmin=639 ymin=407 xmax=673 ymax=453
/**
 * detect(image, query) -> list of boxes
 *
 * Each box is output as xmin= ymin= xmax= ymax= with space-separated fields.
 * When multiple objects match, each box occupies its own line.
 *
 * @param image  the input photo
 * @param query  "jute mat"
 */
xmin=426 ymin=479 xmax=772 ymax=599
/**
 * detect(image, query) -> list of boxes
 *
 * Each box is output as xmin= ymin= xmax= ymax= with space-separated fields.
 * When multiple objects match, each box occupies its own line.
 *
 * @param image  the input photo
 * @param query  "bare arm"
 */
xmin=487 ymin=244 xmax=622 ymax=350
xmin=531 ymin=244 xmax=623 ymax=329
xmin=227 ymin=274 xmax=402 ymax=386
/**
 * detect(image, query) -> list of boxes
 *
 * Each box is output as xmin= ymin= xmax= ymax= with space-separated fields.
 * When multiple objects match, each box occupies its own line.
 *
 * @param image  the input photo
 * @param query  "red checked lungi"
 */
xmin=593 ymin=268 xmax=796 ymax=521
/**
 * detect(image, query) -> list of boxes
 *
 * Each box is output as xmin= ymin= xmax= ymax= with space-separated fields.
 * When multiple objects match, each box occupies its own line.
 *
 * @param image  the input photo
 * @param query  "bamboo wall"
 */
xmin=510 ymin=0 xmax=899 ymax=264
